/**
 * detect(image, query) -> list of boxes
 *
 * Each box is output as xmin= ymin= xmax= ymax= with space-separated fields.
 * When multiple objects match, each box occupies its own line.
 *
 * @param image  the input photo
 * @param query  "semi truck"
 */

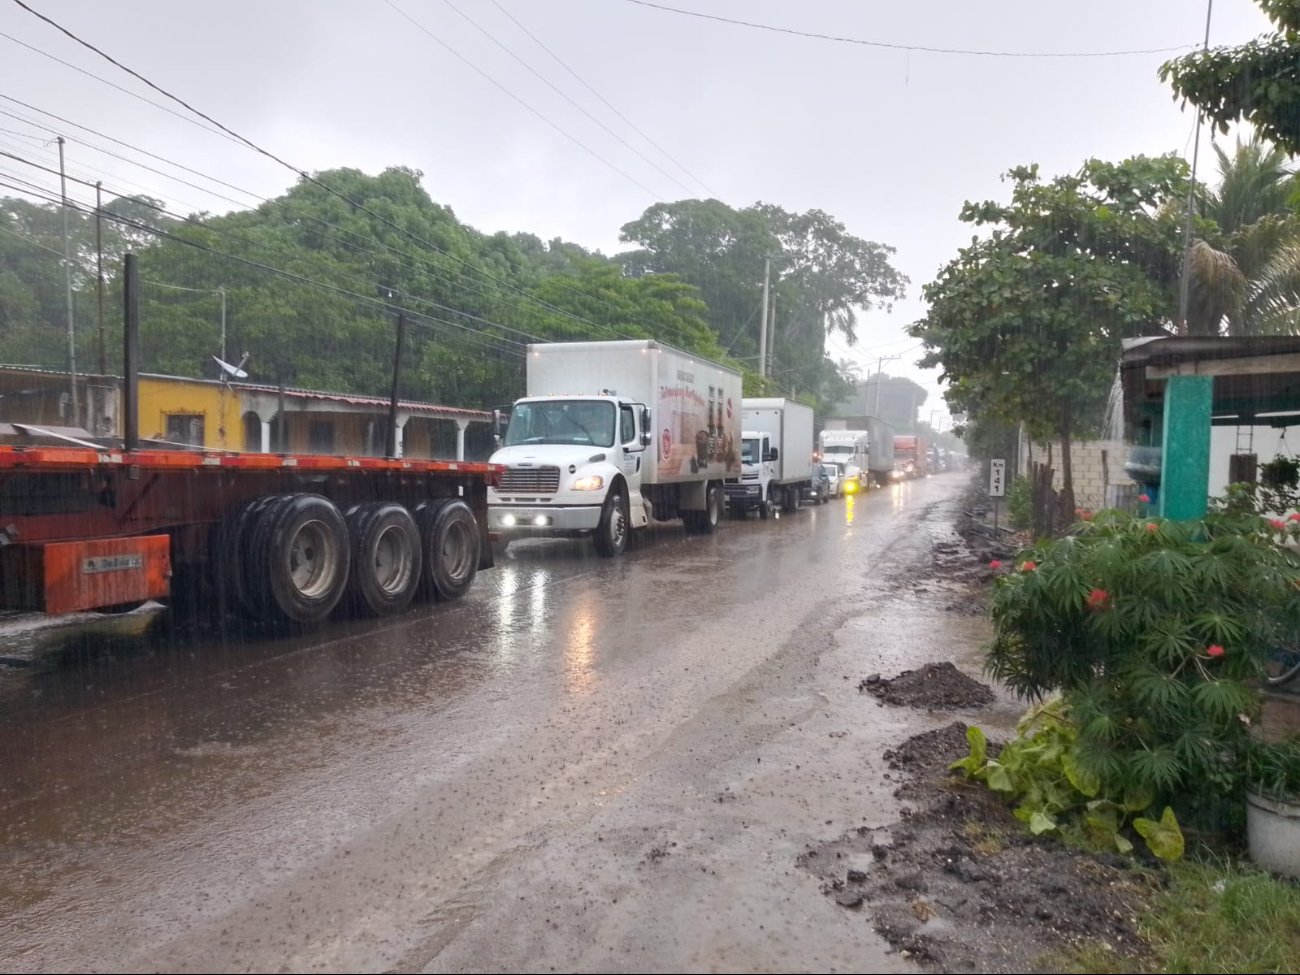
xmin=893 ymin=434 xmax=930 ymax=479
xmin=724 ymin=397 xmax=815 ymax=517
xmin=0 ymin=257 xmax=500 ymax=627
xmin=818 ymin=428 xmax=870 ymax=493
xmin=488 ymin=340 xmax=742 ymax=556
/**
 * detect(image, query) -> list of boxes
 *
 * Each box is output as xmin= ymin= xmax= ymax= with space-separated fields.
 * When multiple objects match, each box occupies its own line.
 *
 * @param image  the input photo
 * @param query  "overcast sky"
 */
xmin=0 ymin=0 xmax=1276 ymax=425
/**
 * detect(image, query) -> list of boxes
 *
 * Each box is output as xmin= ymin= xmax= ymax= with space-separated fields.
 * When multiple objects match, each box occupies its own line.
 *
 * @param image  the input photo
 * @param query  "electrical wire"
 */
xmin=621 ymin=0 xmax=1198 ymax=58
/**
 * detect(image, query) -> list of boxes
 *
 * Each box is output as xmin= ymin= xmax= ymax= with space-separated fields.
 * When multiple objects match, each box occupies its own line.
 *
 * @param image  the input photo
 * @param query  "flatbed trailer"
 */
xmin=0 ymin=442 xmax=500 ymax=625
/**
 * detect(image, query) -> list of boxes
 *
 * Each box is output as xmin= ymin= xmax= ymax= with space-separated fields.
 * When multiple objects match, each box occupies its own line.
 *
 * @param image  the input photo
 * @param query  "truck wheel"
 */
xmin=782 ymin=486 xmax=802 ymax=514
xmin=260 ymin=494 xmax=350 ymax=624
xmin=343 ymin=502 xmax=422 ymax=617
xmin=686 ymin=482 xmax=723 ymax=535
xmin=416 ymin=499 xmax=481 ymax=599
xmin=214 ymin=495 xmax=289 ymax=619
xmin=759 ymin=487 xmax=779 ymax=520
xmin=593 ymin=490 xmax=629 ymax=557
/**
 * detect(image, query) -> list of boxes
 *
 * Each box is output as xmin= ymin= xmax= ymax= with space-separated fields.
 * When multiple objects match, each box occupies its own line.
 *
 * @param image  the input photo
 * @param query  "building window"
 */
xmin=165 ymin=413 xmax=205 ymax=446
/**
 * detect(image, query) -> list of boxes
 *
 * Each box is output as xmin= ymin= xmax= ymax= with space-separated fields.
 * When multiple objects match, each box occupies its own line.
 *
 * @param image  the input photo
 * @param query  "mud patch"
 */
xmin=801 ymin=723 xmax=1156 ymax=972
xmin=859 ymin=662 xmax=997 ymax=711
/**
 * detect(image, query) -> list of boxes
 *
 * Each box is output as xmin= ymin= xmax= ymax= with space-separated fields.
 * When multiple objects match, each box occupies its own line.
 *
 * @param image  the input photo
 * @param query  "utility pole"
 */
xmin=767 ymin=288 xmax=777 ymax=378
xmin=1176 ymin=0 xmax=1215 ymax=333
xmin=871 ymin=353 xmax=902 ymax=417
xmin=218 ymin=286 xmax=227 ymax=362
xmin=57 ymin=136 xmax=78 ymax=427
xmin=95 ymin=181 xmax=106 ymax=377
xmin=758 ymin=255 xmax=770 ymax=378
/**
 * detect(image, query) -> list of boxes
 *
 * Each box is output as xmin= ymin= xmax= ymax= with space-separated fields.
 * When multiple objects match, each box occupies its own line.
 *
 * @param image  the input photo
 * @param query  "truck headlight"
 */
xmin=501 ymin=514 xmax=517 ymax=526
xmin=571 ymin=475 xmax=605 ymax=491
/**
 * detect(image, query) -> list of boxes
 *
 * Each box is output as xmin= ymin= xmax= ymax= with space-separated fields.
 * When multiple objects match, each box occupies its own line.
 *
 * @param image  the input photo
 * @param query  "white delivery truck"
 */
xmin=725 ymin=397 xmax=816 ymax=518
xmin=488 ymin=340 xmax=742 ymax=556
xmin=818 ymin=428 xmax=871 ymax=493
xmin=864 ymin=416 xmax=896 ymax=486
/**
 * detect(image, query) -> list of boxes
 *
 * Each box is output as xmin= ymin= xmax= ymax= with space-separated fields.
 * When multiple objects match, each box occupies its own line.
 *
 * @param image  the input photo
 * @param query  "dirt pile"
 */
xmin=859 ymin=662 xmax=997 ymax=711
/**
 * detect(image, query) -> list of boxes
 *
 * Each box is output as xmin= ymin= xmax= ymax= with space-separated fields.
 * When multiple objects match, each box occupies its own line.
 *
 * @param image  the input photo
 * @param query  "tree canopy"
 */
xmin=2 ymin=170 xmax=903 ymax=416
xmin=909 ymin=155 xmax=1188 ymax=518
xmin=1160 ymin=0 xmax=1300 ymax=154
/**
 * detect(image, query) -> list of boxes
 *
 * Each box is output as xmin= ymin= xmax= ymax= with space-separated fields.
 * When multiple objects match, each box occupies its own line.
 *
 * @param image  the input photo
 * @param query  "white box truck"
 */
xmin=725 ymin=398 xmax=816 ymax=517
xmin=818 ymin=428 xmax=871 ymax=493
xmin=488 ymin=340 xmax=742 ymax=556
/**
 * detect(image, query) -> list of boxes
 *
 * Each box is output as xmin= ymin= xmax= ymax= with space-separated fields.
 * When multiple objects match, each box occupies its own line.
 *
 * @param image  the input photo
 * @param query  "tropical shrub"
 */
xmin=982 ymin=505 xmax=1300 ymax=834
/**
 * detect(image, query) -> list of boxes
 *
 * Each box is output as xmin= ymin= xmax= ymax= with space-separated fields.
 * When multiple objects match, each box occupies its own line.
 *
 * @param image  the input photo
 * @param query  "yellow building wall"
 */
xmin=136 ymin=377 xmax=244 ymax=450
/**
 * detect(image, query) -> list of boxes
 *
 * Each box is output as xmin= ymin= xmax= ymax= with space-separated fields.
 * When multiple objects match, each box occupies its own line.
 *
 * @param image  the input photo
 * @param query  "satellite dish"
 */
xmin=213 ymin=353 xmax=249 ymax=380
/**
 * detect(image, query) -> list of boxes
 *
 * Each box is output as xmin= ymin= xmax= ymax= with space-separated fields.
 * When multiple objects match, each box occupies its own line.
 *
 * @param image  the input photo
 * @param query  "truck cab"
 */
xmin=725 ymin=430 xmax=780 ymax=518
xmin=488 ymin=395 xmax=652 ymax=556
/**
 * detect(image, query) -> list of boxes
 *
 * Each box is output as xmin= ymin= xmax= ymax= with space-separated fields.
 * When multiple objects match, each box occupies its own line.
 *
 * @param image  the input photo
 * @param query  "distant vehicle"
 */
xmin=893 ymin=435 xmax=929 ymax=479
xmin=818 ymin=428 xmax=870 ymax=493
xmin=802 ymin=462 xmax=832 ymax=505
xmin=823 ymin=462 xmax=842 ymax=498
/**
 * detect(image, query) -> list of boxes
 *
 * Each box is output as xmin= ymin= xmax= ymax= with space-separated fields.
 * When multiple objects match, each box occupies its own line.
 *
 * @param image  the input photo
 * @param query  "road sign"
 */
xmin=989 ymin=458 xmax=1006 ymax=498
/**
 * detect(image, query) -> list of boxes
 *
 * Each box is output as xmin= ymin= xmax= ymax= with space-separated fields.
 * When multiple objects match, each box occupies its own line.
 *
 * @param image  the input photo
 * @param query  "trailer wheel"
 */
xmin=259 ymin=494 xmax=350 ymax=624
xmin=593 ymin=489 xmax=629 ymax=557
xmin=344 ymin=502 xmax=422 ymax=617
xmin=215 ymin=495 xmax=289 ymax=619
xmin=417 ymin=499 xmax=481 ymax=599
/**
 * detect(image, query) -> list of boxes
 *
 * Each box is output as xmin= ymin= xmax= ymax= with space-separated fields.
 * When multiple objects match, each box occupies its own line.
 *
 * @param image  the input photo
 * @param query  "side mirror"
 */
xmin=640 ymin=406 xmax=653 ymax=447
xmin=769 ymin=446 xmax=779 ymax=461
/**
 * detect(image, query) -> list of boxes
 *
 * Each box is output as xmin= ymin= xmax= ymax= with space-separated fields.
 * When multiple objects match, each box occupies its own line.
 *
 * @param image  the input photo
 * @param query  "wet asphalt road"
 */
xmin=0 ymin=474 xmax=985 ymax=974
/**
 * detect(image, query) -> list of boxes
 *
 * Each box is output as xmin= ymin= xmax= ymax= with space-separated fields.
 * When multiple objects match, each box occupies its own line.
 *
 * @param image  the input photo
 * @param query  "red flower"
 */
xmin=1075 ymin=508 xmax=1093 ymax=520
xmin=1290 ymin=512 xmax=1300 ymax=523
xmin=1272 ymin=519 xmax=1287 ymax=531
xmin=1207 ymin=644 xmax=1225 ymax=658
xmin=1138 ymin=493 xmax=1151 ymax=503
xmin=1020 ymin=560 xmax=1037 ymax=572
xmin=1144 ymin=523 xmax=1158 ymax=534
xmin=989 ymin=559 xmax=1002 ymax=569
xmin=1086 ymin=588 xmax=1109 ymax=611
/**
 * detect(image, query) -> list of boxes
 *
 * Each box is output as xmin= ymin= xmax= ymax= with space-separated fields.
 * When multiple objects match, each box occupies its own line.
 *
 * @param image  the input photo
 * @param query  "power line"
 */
xmin=0 ymin=220 xmax=65 ymax=256
xmin=622 ymin=1 xmax=1198 ymax=58
xmin=488 ymin=0 xmax=714 ymax=196
xmin=438 ymin=0 xmax=696 ymax=197
xmin=7 ymin=0 xmax=650 ymax=341
xmin=381 ymin=0 xmax=664 ymax=199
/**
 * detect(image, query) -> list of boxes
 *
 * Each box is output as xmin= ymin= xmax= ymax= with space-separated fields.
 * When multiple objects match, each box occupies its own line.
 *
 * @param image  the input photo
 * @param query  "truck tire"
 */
xmin=593 ymin=489 xmax=629 ymax=557
xmin=759 ymin=486 xmax=780 ymax=520
xmin=260 ymin=494 xmax=350 ymax=624
xmin=343 ymin=502 xmax=422 ymax=617
xmin=685 ymin=482 xmax=723 ymax=535
xmin=782 ymin=485 xmax=802 ymax=514
xmin=214 ymin=495 xmax=289 ymax=619
xmin=416 ymin=499 xmax=481 ymax=599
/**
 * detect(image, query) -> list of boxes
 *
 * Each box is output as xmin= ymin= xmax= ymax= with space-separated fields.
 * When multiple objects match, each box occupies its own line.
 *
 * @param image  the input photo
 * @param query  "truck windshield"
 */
xmin=741 ymin=437 xmax=761 ymax=464
xmin=503 ymin=400 xmax=616 ymax=448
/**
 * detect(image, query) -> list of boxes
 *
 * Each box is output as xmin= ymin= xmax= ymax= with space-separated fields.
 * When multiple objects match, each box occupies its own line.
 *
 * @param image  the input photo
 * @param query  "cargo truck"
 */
xmin=488 ymin=340 xmax=742 ymax=556
xmin=818 ymin=428 xmax=870 ymax=493
xmin=725 ymin=397 xmax=815 ymax=517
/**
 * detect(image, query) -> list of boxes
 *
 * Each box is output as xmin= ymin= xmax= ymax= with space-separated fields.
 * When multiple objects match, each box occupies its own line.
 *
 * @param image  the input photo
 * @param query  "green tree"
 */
xmin=910 ymin=156 xmax=1187 ymax=522
xmin=1184 ymin=137 xmax=1300 ymax=335
xmin=1160 ymin=1 xmax=1300 ymax=154
xmin=619 ymin=198 xmax=906 ymax=415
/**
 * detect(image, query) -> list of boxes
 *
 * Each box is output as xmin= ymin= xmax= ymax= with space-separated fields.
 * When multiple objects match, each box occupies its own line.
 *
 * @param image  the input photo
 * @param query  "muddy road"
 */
xmin=0 ymin=473 xmax=1002 ymax=973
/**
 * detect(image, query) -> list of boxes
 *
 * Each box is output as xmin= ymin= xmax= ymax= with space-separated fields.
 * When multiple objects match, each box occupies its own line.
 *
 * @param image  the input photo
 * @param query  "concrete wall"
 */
xmin=1018 ymin=437 xmax=1140 ymax=513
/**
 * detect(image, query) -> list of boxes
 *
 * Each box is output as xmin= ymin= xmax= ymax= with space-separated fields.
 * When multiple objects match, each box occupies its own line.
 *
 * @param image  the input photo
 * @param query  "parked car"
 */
xmin=823 ymin=462 xmax=842 ymax=498
xmin=802 ymin=462 xmax=832 ymax=504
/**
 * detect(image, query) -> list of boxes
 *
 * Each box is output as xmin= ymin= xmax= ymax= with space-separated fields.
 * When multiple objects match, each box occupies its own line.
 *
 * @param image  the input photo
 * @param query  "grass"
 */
xmin=1043 ymin=855 xmax=1300 ymax=974
xmin=1138 ymin=855 xmax=1300 ymax=974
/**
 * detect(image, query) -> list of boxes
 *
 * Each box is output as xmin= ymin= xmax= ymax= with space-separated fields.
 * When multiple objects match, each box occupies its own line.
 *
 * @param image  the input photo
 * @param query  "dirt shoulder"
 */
xmin=796 ymin=478 xmax=1159 ymax=973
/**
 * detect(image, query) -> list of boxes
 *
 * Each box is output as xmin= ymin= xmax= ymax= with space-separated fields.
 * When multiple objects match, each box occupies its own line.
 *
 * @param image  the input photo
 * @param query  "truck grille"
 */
xmin=499 ymin=466 xmax=560 ymax=494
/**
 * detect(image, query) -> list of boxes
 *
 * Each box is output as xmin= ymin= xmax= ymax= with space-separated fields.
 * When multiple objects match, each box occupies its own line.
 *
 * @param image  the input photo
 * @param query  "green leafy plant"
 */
xmin=1006 ymin=475 xmax=1032 ymax=531
xmin=952 ymin=704 xmax=1185 ymax=860
xmin=983 ymin=505 xmax=1300 ymax=834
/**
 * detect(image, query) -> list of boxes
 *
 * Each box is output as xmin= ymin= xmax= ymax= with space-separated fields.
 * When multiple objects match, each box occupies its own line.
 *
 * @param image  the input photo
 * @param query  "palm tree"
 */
xmin=1183 ymin=137 xmax=1300 ymax=336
